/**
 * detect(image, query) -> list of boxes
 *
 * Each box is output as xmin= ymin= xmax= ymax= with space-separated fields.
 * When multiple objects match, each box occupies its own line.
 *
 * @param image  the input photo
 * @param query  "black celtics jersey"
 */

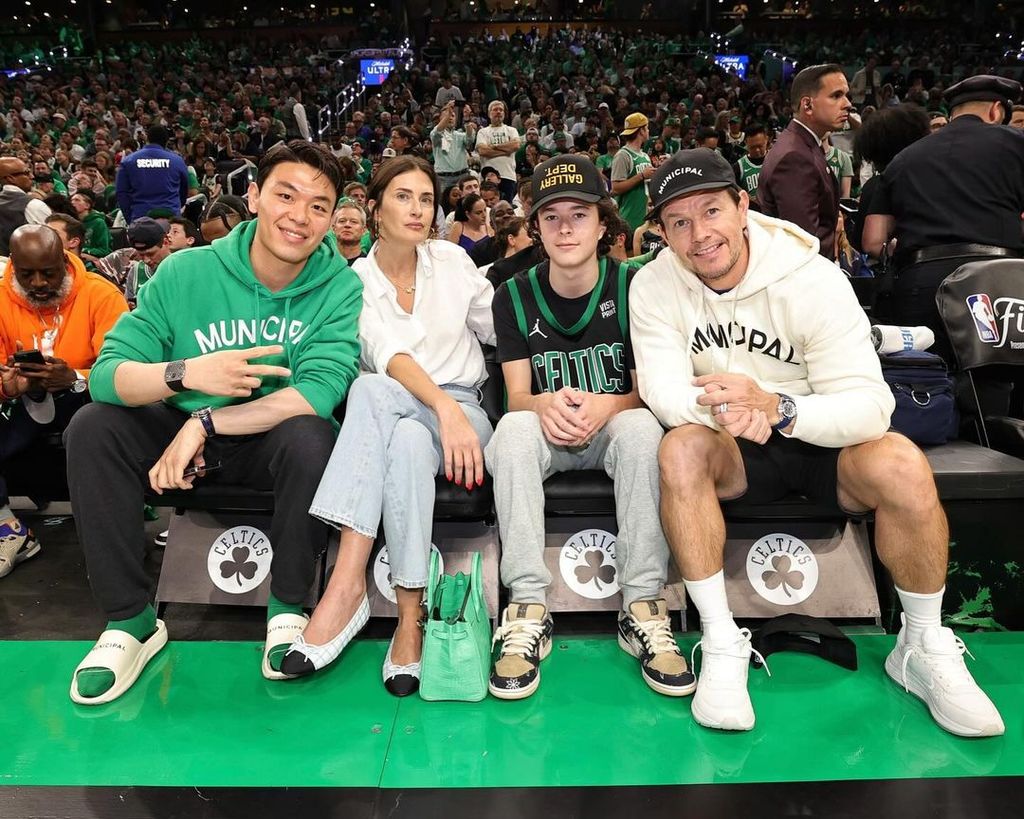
xmin=492 ymin=257 xmax=635 ymax=395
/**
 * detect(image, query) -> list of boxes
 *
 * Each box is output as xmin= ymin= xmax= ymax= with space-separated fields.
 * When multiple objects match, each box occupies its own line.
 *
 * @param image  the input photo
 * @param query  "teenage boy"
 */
xmin=485 ymin=155 xmax=694 ymax=700
xmin=630 ymin=149 xmax=1004 ymax=736
xmin=64 ymin=141 xmax=363 ymax=705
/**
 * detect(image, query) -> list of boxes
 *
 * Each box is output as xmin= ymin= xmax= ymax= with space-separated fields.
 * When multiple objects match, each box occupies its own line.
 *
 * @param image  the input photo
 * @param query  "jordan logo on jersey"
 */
xmin=529 ymin=319 xmax=548 ymax=339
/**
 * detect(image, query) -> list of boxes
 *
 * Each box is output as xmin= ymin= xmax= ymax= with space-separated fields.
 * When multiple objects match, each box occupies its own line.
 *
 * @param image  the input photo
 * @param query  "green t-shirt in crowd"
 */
xmin=736 ymin=156 xmax=763 ymax=201
xmin=611 ymin=145 xmax=652 ymax=234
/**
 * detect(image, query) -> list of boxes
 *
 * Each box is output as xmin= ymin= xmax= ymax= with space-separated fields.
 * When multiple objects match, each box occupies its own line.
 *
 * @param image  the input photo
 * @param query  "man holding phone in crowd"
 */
xmin=64 ymin=142 xmax=363 ymax=705
xmin=430 ymin=98 xmax=476 ymax=192
xmin=0 ymin=224 xmax=129 ymax=578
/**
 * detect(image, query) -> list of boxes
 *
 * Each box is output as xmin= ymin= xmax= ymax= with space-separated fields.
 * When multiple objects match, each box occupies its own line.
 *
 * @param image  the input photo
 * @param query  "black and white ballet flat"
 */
xmin=279 ymin=596 xmax=369 ymax=677
xmin=382 ymin=634 xmax=421 ymax=697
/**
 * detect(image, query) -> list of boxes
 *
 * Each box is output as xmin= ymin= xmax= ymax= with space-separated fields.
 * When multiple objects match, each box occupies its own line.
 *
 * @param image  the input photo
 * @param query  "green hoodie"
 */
xmin=90 ymin=219 xmax=362 ymax=421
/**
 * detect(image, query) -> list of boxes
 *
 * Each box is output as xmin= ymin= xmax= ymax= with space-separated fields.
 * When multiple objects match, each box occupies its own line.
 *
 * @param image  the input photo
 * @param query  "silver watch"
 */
xmin=773 ymin=393 xmax=797 ymax=431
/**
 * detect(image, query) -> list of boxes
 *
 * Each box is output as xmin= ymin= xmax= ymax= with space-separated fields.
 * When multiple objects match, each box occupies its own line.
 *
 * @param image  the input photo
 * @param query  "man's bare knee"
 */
xmin=842 ymin=432 xmax=939 ymax=511
xmin=659 ymin=425 xmax=725 ymax=490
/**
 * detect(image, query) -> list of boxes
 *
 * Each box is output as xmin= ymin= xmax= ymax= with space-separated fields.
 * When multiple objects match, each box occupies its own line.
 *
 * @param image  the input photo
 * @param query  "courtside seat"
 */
xmin=542 ymin=470 xmax=844 ymax=520
xmin=541 ymin=438 xmax=1024 ymax=518
xmin=923 ymin=439 xmax=1024 ymax=500
xmin=984 ymin=416 xmax=1024 ymax=461
xmin=151 ymin=476 xmax=494 ymax=521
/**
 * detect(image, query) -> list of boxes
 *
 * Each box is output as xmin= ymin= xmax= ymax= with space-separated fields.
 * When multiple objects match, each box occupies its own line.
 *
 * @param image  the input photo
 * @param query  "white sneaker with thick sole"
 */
xmin=690 ymin=627 xmax=769 ymax=731
xmin=885 ymin=614 xmax=1005 ymax=738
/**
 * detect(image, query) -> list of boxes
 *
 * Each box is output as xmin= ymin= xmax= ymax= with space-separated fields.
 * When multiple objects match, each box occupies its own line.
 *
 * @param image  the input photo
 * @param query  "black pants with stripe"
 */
xmin=64 ymin=402 xmax=334 ymax=620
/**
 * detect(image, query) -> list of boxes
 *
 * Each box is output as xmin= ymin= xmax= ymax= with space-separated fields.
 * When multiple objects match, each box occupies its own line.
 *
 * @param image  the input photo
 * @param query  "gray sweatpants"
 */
xmin=484 ymin=408 xmax=669 ymax=610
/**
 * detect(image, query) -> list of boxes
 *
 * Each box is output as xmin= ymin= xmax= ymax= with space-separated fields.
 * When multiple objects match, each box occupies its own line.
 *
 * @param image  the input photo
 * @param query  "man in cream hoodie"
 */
xmin=630 ymin=149 xmax=1004 ymax=738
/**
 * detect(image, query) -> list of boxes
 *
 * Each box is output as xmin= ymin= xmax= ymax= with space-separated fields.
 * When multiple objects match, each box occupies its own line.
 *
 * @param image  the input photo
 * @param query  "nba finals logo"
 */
xmin=966 ymin=294 xmax=1000 ymax=344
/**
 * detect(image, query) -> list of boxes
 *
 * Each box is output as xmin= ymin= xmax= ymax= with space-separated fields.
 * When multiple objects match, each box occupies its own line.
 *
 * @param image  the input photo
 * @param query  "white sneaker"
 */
xmin=885 ymin=614 xmax=1005 ymax=737
xmin=690 ymin=627 xmax=768 ymax=731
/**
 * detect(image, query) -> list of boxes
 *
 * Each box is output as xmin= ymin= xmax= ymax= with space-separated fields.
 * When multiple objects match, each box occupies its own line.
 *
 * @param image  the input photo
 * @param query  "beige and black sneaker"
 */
xmin=489 ymin=603 xmax=554 ymax=700
xmin=618 ymin=599 xmax=696 ymax=697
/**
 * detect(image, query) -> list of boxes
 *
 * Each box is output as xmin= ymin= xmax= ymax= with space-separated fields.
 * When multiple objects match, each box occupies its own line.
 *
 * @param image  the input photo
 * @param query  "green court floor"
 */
xmin=1 ymin=633 xmax=1021 ymax=789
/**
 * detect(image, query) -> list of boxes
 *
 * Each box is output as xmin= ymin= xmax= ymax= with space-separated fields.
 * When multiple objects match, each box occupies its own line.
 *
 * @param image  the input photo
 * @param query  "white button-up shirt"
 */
xmin=353 ymin=240 xmax=496 ymax=387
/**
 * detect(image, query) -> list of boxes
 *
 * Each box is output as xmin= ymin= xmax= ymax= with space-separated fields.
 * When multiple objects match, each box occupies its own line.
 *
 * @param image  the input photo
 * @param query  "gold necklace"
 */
xmin=384 ymin=273 xmax=416 ymax=295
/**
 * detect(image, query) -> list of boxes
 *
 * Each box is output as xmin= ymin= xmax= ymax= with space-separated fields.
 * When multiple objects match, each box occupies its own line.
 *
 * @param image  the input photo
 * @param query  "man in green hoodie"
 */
xmin=64 ymin=141 xmax=363 ymax=706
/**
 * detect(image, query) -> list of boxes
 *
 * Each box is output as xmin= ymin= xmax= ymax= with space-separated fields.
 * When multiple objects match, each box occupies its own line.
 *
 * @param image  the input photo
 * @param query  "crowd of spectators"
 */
xmin=0 ymin=21 xmax=1019 ymax=293
xmin=1 ymin=22 xmax=1013 ymax=210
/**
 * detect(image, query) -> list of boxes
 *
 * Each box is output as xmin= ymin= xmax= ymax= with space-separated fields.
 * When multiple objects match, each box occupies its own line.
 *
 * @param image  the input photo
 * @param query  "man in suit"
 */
xmin=758 ymin=64 xmax=851 ymax=260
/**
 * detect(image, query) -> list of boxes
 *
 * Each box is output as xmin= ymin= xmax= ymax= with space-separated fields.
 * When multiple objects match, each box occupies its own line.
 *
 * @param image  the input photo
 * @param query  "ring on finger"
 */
xmin=717 ymin=402 xmax=729 ymax=414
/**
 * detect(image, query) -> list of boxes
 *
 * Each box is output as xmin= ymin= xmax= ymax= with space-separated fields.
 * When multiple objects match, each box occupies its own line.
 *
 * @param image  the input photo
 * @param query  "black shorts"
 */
xmin=734 ymin=433 xmax=845 ymax=513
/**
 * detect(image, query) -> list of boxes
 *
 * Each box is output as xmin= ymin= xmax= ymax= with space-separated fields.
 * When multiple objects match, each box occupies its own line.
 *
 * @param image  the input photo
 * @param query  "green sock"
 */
xmin=76 ymin=605 xmax=158 ymax=699
xmin=267 ymin=594 xmax=305 ymax=672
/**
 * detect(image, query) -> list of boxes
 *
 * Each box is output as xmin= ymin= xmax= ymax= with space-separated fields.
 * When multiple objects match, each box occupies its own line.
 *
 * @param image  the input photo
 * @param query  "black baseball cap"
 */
xmin=751 ymin=614 xmax=858 ymax=672
xmin=530 ymin=154 xmax=607 ymax=216
xmin=944 ymin=74 xmax=1022 ymax=109
xmin=646 ymin=148 xmax=739 ymax=221
xmin=127 ymin=217 xmax=168 ymax=251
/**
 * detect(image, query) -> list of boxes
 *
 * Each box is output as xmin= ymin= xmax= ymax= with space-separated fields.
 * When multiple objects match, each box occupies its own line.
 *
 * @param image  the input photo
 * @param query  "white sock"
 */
xmin=0 ymin=505 xmax=14 ymax=523
xmin=896 ymin=585 xmax=944 ymax=644
xmin=684 ymin=570 xmax=738 ymax=642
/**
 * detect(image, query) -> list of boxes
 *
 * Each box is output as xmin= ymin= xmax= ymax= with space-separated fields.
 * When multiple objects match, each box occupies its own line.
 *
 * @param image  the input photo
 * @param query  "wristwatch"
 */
xmin=191 ymin=406 xmax=216 ymax=437
xmin=164 ymin=359 xmax=187 ymax=392
xmin=772 ymin=393 xmax=797 ymax=432
xmin=70 ymin=371 xmax=88 ymax=394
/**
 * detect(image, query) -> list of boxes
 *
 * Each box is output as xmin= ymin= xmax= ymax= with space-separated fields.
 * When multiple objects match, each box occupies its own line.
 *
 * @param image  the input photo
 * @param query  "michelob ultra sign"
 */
xmin=361 ymin=59 xmax=395 ymax=86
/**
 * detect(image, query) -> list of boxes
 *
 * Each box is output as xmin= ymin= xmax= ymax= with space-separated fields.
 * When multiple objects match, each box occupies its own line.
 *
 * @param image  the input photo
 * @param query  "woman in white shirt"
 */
xmin=281 ymin=155 xmax=495 ymax=696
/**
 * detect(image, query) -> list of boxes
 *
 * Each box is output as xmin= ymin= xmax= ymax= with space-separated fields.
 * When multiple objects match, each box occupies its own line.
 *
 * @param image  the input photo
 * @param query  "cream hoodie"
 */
xmin=630 ymin=211 xmax=894 ymax=448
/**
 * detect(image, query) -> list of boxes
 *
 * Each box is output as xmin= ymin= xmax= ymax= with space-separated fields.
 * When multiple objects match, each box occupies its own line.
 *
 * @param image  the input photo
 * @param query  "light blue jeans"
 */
xmin=310 ymin=373 xmax=493 ymax=589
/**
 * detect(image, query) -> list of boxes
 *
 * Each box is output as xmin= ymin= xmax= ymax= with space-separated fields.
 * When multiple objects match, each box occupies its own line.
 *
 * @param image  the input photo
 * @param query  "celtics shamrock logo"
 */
xmin=761 ymin=554 xmax=805 ymax=599
xmin=220 ymin=546 xmax=259 ymax=588
xmin=207 ymin=526 xmax=273 ymax=595
xmin=574 ymin=549 xmax=617 ymax=591
xmin=560 ymin=530 xmax=620 ymax=600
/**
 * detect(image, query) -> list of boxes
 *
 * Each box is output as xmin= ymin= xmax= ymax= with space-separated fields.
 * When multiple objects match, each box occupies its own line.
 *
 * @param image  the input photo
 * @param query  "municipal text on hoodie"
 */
xmin=630 ymin=211 xmax=895 ymax=449
xmin=90 ymin=219 xmax=363 ymax=422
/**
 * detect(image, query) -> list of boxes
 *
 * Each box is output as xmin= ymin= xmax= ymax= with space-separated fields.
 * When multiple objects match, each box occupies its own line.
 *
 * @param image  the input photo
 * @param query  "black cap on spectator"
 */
xmin=530 ymin=154 xmax=607 ymax=215
xmin=128 ymin=217 xmax=168 ymax=251
xmin=944 ymin=75 xmax=1022 ymax=116
xmin=646 ymin=148 xmax=739 ymax=220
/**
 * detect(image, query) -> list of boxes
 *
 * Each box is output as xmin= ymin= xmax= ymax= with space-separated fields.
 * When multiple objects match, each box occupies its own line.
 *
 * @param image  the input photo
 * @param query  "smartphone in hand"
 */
xmin=13 ymin=349 xmax=46 ymax=366
xmin=183 ymin=461 xmax=223 ymax=479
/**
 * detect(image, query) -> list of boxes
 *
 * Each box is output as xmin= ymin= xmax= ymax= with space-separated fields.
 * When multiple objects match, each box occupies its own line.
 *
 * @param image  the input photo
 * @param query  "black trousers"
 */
xmin=64 ymin=402 xmax=335 ymax=620
xmin=892 ymin=257 xmax=965 ymax=365
xmin=0 ymin=392 xmax=89 ymax=506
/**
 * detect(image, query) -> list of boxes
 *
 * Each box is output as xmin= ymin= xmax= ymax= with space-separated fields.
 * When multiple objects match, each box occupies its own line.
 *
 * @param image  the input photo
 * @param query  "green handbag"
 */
xmin=419 ymin=550 xmax=491 ymax=702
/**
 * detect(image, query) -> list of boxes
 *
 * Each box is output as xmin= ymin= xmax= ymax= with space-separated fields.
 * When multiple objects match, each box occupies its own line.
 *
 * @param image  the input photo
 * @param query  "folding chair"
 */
xmin=936 ymin=258 xmax=1024 ymax=457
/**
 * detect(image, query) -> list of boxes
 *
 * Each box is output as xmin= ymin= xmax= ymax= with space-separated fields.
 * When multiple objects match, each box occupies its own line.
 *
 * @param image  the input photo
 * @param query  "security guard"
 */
xmin=863 ymin=75 xmax=1024 ymax=362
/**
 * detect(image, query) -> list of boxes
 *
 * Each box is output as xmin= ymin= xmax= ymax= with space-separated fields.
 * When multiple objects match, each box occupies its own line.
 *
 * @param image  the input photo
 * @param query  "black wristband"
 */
xmin=191 ymin=406 xmax=216 ymax=437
